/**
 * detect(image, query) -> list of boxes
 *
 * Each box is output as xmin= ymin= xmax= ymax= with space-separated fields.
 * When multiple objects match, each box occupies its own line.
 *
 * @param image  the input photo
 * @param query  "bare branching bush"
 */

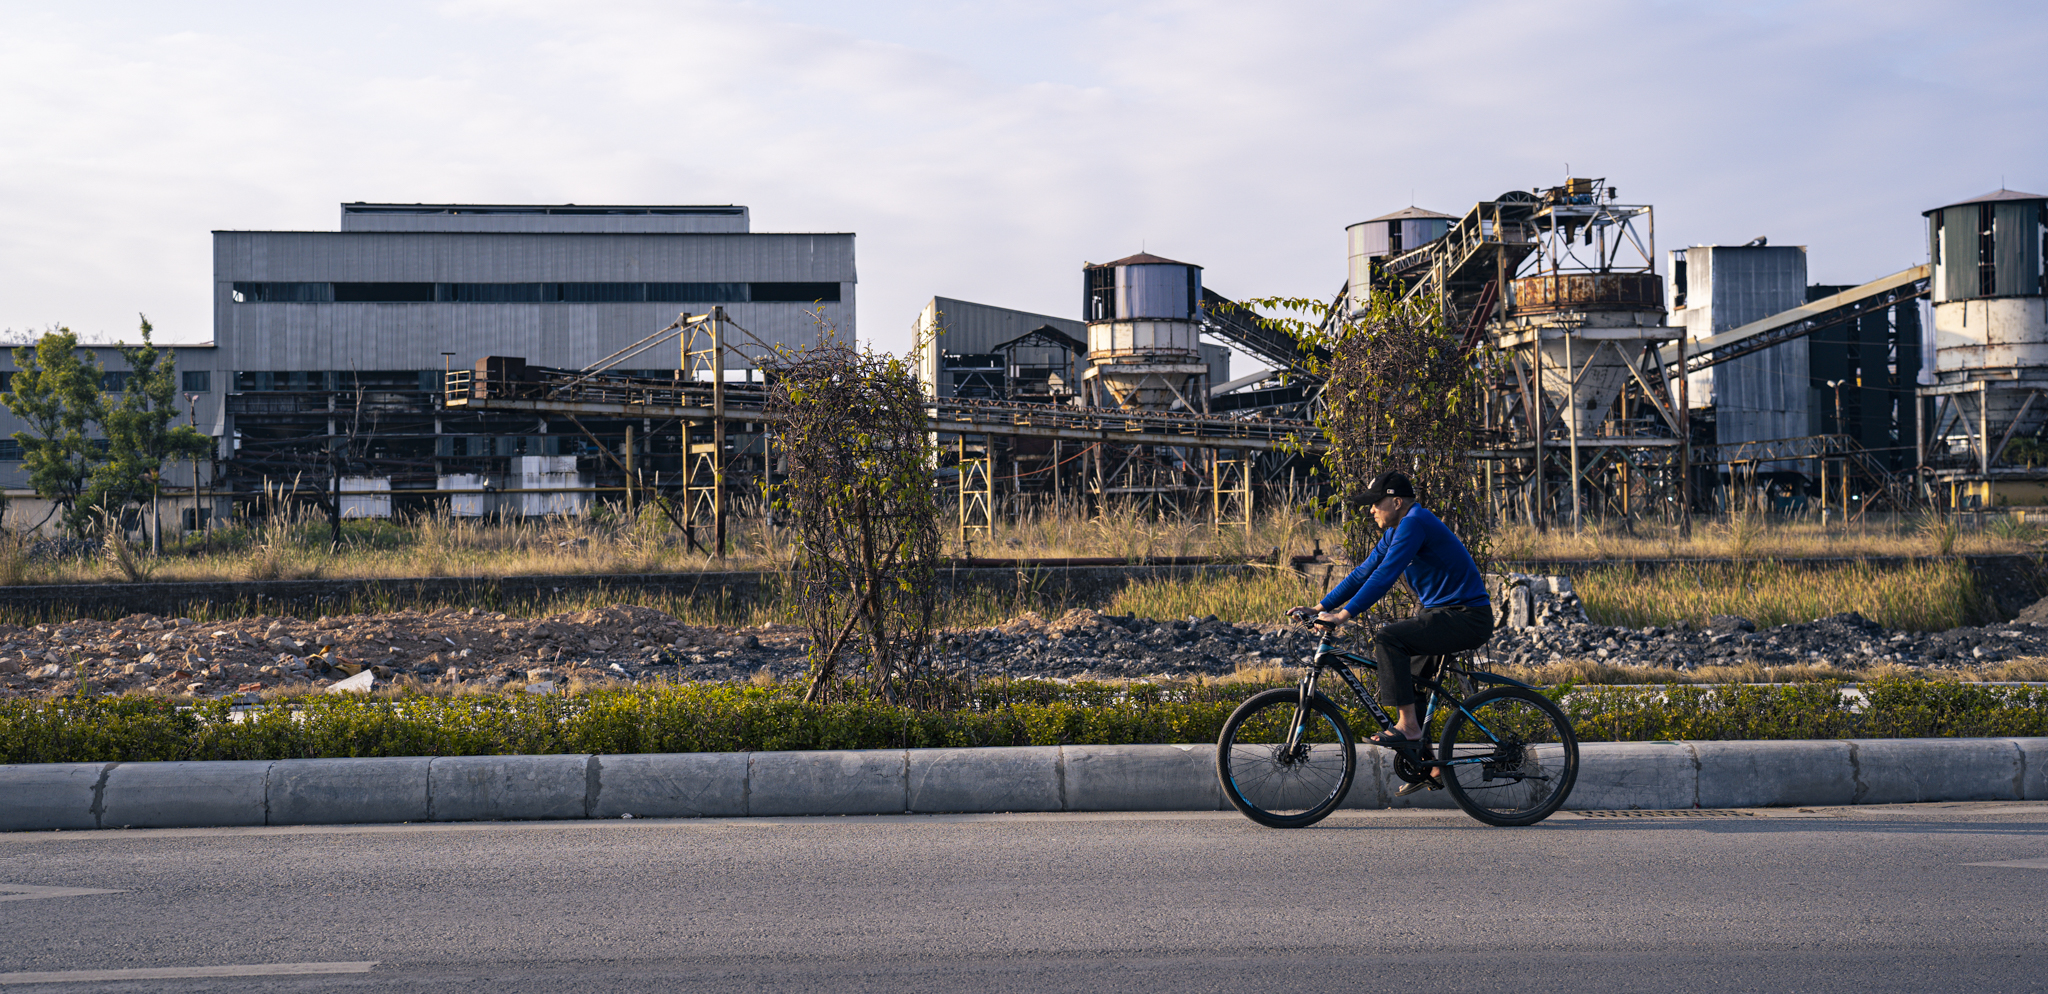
xmin=764 ymin=334 xmax=941 ymax=704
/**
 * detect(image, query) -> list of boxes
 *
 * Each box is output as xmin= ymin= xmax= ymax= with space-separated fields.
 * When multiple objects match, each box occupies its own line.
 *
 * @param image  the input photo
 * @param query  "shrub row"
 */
xmin=3 ymin=679 xmax=2044 ymax=765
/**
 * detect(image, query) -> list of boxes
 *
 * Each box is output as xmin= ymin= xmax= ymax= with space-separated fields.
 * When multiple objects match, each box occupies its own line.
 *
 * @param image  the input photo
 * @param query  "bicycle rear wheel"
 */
xmin=1437 ymin=686 xmax=1578 ymax=827
xmin=1217 ymin=688 xmax=1356 ymax=828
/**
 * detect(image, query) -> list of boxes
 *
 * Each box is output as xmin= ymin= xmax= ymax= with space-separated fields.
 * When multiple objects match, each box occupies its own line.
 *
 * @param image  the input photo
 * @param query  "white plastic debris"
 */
xmin=525 ymin=680 xmax=556 ymax=695
xmin=620 ymin=813 xmax=635 ymax=820
xmin=328 ymin=669 xmax=375 ymax=693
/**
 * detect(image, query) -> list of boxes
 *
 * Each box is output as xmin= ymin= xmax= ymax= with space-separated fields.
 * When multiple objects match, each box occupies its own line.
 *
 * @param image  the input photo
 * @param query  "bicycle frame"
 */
xmin=1280 ymin=625 xmax=1534 ymax=772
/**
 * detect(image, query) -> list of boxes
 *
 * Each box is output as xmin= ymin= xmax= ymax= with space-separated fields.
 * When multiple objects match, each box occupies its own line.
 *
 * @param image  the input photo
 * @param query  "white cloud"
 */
xmin=0 ymin=0 xmax=2042 ymax=359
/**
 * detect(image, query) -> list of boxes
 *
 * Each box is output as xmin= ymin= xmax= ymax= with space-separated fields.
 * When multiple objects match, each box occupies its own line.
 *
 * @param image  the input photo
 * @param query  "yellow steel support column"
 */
xmin=958 ymin=435 xmax=993 ymax=546
xmin=682 ymin=309 xmax=728 ymax=558
xmin=1211 ymin=450 xmax=1252 ymax=537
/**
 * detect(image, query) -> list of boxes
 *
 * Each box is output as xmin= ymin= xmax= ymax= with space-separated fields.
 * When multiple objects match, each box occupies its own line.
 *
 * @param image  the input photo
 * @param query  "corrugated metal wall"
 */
xmin=1994 ymin=202 xmax=2040 ymax=297
xmin=916 ymin=297 xmax=1084 ymax=400
xmin=214 ymin=232 xmax=853 ymax=284
xmin=1941 ymin=206 xmax=1979 ymax=301
xmin=914 ymin=296 xmax=1227 ymax=401
xmin=212 ymin=231 xmax=857 ymax=370
xmin=1688 ymin=246 xmax=1810 ymax=469
xmin=219 ymin=299 xmax=852 ymax=372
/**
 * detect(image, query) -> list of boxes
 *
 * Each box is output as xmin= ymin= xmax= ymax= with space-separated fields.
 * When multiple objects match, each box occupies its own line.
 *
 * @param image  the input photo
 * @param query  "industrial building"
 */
xmin=0 ymin=203 xmax=856 ymax=533
xmin=6 ymin=182 xmax=2039 ymax=542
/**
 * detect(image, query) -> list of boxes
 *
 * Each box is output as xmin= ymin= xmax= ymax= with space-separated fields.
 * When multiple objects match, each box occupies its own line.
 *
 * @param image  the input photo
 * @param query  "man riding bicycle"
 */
xmin=1294 ymin=471 xmax=1491 ymax=791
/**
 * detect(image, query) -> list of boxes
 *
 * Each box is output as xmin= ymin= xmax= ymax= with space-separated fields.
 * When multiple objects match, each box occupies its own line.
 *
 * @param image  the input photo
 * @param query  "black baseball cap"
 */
xmin=1361 ymin=471 xmax=1414 ymax=503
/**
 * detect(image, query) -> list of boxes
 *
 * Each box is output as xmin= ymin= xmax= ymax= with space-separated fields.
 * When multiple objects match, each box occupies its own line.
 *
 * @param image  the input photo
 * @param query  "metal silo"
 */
xmin=1081 ymin=253 xmax=1208 ymax=411
xmin=1345 ymin=207 xmax=1455 ymax=318
xmin=1921 ymin=189 xmax=2048 ymax=508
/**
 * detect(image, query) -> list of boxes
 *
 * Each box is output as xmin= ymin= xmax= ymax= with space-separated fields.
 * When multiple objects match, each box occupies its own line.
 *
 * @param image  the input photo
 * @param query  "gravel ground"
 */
xmin=3 ymin=598 xmax=2045 ymax=699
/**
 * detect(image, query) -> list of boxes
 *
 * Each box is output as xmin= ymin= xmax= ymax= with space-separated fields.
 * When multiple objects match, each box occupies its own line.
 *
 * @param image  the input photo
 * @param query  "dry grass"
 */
xmin=1492 ymin=511 xmax=2044 ymax=562
xmin=1489 ymin=655 xmax=2048 ymax=686
xmin=0 ymin=500 xmax=1348 ymax=589
xmin=5 ymin=499 xmax=2040 ymax=590
xmin=1574 ymin=558 xmax=1992 ymax=632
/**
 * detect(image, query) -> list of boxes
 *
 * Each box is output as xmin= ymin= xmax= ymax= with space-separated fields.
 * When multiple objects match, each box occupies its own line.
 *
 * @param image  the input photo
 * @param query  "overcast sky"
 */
xmin=2 ymin=0 xmax=2044 ymax=360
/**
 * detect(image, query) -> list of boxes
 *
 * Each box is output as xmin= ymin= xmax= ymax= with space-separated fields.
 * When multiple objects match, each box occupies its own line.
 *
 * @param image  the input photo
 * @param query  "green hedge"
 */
xmin=2 ymin=679 xmax=2044 ymax=765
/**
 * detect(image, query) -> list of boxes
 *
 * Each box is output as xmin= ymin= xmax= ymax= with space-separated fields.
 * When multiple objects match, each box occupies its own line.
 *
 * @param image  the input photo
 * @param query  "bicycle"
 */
xmin=1216 ymin=615 xmax=1578 ymax=828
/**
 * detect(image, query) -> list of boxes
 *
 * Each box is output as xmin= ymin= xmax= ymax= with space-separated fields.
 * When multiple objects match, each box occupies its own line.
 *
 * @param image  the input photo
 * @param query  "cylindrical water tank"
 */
xmin=1923 ymin=189 xmax=2048 ymax=493
xmin=1345 ymin=207 xmax=1454 ymax=315
xmin=1925 ymin=189 xmax=2048 ymax=376
xmin=1083 ymin=253 xmax=1203 ymax=361
xmin=1083 ymin=253 xmax=1207 ymax=410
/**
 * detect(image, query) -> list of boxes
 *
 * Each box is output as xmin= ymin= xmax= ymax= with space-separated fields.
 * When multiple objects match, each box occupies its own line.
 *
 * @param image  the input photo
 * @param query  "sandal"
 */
xmin=1366 ymin=729 xmax=1426 ymax=752
xmin=1395 ymin=777 xmax=1444 ymax=797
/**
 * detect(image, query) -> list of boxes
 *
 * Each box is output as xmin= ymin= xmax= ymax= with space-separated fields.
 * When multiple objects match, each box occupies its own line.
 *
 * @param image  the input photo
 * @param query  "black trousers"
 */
xmin=1372 ymin=604 xmax=1493 ymax=709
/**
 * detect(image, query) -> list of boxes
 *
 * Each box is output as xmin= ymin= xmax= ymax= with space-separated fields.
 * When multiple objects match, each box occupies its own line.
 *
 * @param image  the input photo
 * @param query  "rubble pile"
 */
xmin=0 ymin=606 xmax=806 ymax=698
xmin=3 ymin=600 xmax=2045 ymax=700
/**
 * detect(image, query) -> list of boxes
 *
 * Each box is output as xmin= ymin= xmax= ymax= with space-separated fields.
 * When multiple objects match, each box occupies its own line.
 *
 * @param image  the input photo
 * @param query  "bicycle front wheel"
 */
xmin=1437 ymin=686 xmax=1578 ymax=827
xmin=1217 ymin=688 xmax=1356 ymax=828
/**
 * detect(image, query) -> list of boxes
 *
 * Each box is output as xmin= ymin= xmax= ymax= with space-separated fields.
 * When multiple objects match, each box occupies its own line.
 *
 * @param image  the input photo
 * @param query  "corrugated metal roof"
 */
xmin=1922 ymin=188 xmax=2048 ymax=216
xmin=1090 ymin=252 xmax=1199 ymax=269
xmin=340 ymin=204 xmax=750 ymax=234
xmin=212 ymin=232 xmax=856 ymax=283
xmin=1358 ymin=206 xmax=1457 ymax=224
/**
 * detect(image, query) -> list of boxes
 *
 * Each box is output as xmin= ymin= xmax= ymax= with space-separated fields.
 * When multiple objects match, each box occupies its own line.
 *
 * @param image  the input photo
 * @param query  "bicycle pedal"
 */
xmin=1395 ymin=777 xmax=1443 ymax=797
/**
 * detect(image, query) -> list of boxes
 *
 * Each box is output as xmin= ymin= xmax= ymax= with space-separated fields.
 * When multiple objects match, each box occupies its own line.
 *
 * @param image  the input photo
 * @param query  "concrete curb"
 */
xmin=5 ymin=738 xmax=2043 ymax=831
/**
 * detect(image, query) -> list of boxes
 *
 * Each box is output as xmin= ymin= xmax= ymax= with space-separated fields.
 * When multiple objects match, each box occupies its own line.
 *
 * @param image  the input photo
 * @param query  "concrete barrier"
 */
xmin=0 ymin=763 xmax=104 ymax=831
xmin=1341 ymin=745 xmax=1395 ymax=810
xmin=1064 ymin=743 xmax=1222 ymax=811
xmin=590 ymin=752 xmax=747 ymax=819
xmin=99 ymin=761 xmax=271 ymax=829
xmin=7 ymin=738 xmax=2048 ymax=832
xmin=747 ymin=750 xmax=906 ymax=816
xmin=269 ymin=758 xmax=432 ymax=826
xmin=1695 ymin=740 xmax=1855 ymax=808
xmin=429 ymin=755 xmax=592 ymax=822
xmin=2012 ymin=737 xmax=2048 ymax=800
xmin=1850 ymin=738 xmax=2022 ymax=805
xmin=909 ymin=746 xmax=1061 ymax=814
xmin=1567 ymin=742 xmax=1698 ymax=810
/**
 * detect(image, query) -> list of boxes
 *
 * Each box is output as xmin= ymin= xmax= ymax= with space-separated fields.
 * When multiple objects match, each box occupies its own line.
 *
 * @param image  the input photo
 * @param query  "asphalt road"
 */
xmin=2 ymin=804 xmax=2045 ymax=993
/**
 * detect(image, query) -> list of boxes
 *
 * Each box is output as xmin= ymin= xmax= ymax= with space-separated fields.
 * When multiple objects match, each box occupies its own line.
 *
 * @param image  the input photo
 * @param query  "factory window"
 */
xmin=232 ymin=282 xmax=332 ymax=303
xmin=647 ymin=283 xmax=749 ymax=303
xmin=749 ymin=282 xmax=841 ymax=302
xmin=101 ymin=371 xmax=131 ymax=393
xmin=444 ymin=283 xmax=554 ymax=303
xmin=0 ymin=440 xmax=19 ymax=461
xmin=182 ymin=371 xmax=210 ymax=393
xmin=334 ymin=282 xmax=436 ymax=303
xmin=230 ymin=281 xmax=835 ymax=304
xmin=0 ymin=371 xmax=11 ymax=392
xmin=1672 ymin=252 xmax=1688 ymax=308
xmin=235 ymin=371 xmax=275 ymax=391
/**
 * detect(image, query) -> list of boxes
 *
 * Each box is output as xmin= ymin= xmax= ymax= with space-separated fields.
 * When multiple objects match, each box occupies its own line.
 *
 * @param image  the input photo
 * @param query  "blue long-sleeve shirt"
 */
xmin=1319 ymin=506 xmax=1489 ymax=616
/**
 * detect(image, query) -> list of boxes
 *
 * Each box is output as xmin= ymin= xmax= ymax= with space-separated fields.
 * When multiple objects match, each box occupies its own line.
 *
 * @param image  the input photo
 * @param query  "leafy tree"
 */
xmin=2 ymin=328 xmax=106 ymax=537
xmin=1233 ymin=284 xmax=1494 ymax=621
xmin=88 ymin=316 xmax=211 ymax=544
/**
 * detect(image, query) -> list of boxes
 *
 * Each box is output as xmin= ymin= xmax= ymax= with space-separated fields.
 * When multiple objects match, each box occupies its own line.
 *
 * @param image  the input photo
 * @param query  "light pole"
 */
xmin=1824 ymin=380 xmax=1847 ymax=524
xmin=187 ymin=393 xmax=204 ymax=551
